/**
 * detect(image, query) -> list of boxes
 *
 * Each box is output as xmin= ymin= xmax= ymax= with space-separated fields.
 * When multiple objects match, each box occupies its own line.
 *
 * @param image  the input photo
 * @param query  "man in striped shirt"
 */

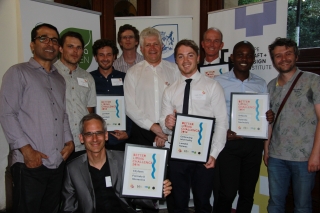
xmin=113 ymin=24 xmax=144 ymax=73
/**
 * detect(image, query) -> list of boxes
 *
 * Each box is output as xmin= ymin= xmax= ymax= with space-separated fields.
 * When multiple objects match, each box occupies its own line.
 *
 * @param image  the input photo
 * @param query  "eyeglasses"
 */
xmin=34 ymin=36 xmax=59 ymax=45
xmin=121 ymin=35 xmax=135 ymax=40
xmin=82 ymin=131 xmax=105 ymax=139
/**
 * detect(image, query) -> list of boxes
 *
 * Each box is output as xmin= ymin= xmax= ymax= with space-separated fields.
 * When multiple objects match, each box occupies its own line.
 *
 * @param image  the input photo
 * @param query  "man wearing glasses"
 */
xmin=61 ymin=113 xmax=172 ymax=213
xmin=113 ymin=24 xmax=144 ymax=73
xmin=54 ymin=31 xmax=96 ymax=159
xmin=0 ymin=23 xmax=74 ymax=213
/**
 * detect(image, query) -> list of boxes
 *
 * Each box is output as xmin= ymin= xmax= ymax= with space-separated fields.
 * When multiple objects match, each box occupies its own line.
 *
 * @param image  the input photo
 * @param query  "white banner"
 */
xmin=208 ymin=0 xmax=288 ymax=84
xmin=20 ymin=0 xmax=101 ymax=71
xmin=115 ymin=16 xmax=193 ymax=63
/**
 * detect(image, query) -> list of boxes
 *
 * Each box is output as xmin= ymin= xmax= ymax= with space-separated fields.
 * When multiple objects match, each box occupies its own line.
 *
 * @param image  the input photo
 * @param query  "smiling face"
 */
xmin=79 ymin=118 xmax=108 ymax=157
xmin=231 ymin=43 xmax=255 ymax=75
xmin=59 ymin=36 xmax=84 ymax=67
xmin=94 ymin=46 xmax=116 ymax=72
xmin=201 ymin=29 xmax=224 ymax=61
xmin=140 ymin=36 xmax=162 ymax=66
xmin=175 ymin=45 xmax=199 ymax=78
xmin=271 ymin=46 xmax=298 ymax=74
xmin=30 ymin=26 xmax=59 ymax=64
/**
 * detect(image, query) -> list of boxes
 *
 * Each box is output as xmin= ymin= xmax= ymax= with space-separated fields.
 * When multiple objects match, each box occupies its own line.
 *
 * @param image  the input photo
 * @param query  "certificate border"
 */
xmin=170 ymin=113 xmax=215 ymax=163
xmin=96 ymin=95 xmax=126 ymax=131
xmin=120 ymin=143 xmax=169 ymax=199
xmin=230 ymin=93 xmax=269 ymax=139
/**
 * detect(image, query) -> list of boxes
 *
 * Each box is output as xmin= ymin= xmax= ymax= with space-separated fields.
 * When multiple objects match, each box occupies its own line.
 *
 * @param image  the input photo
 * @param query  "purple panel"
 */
xmin=234 ymin=1 xmax=277 ymax=37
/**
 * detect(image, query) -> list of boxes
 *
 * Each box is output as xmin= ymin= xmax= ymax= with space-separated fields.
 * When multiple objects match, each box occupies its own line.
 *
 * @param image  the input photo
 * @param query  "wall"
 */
xmin=0 ymin=0 xmax=23 ymax=210
xmin=151 ymin=0 xmax=200 ymax=46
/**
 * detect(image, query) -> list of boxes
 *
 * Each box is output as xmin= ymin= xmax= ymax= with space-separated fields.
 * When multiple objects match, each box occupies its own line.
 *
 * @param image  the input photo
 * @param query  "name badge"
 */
xmin=105 ymin=176 xmax=112 ymax=187
xmin=77 ymin=78 xmax=88 ymax=87
xmin=192 ymin=90 xmax=206 ymax=100
xmin=111 ymin=78 xmax=123 ymax=86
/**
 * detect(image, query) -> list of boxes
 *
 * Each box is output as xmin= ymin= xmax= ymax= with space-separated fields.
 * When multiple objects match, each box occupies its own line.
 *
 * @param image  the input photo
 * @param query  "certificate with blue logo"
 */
xmin=170 ymin=114 xmax=215 ymax=163
xmin=121 ymin=144 xmax=169 ymax=199
xmin=96 ymin=95 xmax=126 ymax=131
xmin=230 ymin=93 xmax=269 ymax=139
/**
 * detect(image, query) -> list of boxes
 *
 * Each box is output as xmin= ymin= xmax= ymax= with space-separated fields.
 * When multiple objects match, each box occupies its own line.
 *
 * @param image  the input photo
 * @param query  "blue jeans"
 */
xmin=267 ymin=157 xmax=316 ymax=213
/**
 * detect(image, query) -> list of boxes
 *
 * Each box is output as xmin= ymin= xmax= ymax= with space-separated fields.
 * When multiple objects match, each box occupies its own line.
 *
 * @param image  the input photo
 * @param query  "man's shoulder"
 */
xmin=66 ymin=153 xmax=87 ymax=169
xmin=112 ymin=69 xmax=126 ymax=78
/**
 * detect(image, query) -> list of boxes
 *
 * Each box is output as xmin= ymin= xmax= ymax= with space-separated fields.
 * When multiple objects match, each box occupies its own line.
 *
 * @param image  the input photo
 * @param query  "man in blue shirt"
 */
xmin=213 ymin=41 xmax=273 ymax=213
xmin=90 ymin=39 xmax=132 ymax=150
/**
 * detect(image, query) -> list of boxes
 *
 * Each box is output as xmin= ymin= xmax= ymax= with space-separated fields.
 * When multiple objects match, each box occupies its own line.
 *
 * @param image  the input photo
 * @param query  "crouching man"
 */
xmin=60 ymin=113 xmax=172 ymax=213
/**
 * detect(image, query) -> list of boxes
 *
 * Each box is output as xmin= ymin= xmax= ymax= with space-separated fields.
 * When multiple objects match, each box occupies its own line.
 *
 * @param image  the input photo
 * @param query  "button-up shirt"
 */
xmin=124 ymin=60 xmax=180 ymax=130
xmin=160 ymin=71 xmax=228 ymax=158
xmin=113 ymin=53 xmax=144 ymax=73
xmin=54 ymin=60 xmax=96 ymax=151
xmin=0 ymin=58 xmax=73 ymax=168
xmin=214 ymin=69 xmax=267 ymax=122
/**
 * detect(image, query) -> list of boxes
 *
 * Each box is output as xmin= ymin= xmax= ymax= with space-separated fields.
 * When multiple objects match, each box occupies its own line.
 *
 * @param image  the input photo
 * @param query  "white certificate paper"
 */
xmin=96 ymin=96 xmax=126 ymax=131
xmin=230 ymin=93 xmax=269 ymax=139
xmin=121 ymin=144 xmax=168 ymax=199
xmin=171 ymin=114 xmax=215 ymax=163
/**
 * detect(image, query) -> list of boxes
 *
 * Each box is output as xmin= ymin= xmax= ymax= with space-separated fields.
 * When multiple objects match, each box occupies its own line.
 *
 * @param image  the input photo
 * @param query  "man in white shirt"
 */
xmin=113 ymin=24 xmax=144 ymax=73
xmin=54 ymin=31 xmax=96 ymax=158
xmin=124 ymin=27 xmax=179 ymax=147
xmin=160 ymin=39 xmax=228 ymax=213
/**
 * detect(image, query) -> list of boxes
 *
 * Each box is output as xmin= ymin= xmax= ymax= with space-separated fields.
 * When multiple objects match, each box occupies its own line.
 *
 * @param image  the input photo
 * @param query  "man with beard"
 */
xmin=90 ymin=39 xmax=132 ymax=150
xmin=265 ymin=38 xmax=320 ymax=212
xmin=0 ymin=23 xmax=74 ymax=213
xmin=54 ymin=31 xmax=96 ymax=158
xmin=113 ymin=24 xmax=144 ymax=73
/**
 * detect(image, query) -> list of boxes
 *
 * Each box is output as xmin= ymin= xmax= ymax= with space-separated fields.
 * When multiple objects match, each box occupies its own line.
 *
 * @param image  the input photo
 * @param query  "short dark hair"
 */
xmin=79 ymin=113 xmax=107 ymax=133
xmin=59 ymin=31 xmax=84 ymax=48
xmin=233 ymin=40 xmax=255 ymax=55
xmin=31 ymin=23 xmax=59 ymax=42
xmin=174 ymin=39 xmax=199 ymax=60
xmin=92 ymin=39 xmax=119 ymax=56
xmin=268 ymin=37 xmax=299 ymax=62
xmin=117 ymin=24 xmax=140 ymax=49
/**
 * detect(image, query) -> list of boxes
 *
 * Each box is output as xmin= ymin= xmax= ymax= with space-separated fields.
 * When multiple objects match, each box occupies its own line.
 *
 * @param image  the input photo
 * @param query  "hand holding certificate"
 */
xmin=170 ymin=113 xmax=215 ymax=163
xmin=230 ymin=93 xmax=269 ymax=139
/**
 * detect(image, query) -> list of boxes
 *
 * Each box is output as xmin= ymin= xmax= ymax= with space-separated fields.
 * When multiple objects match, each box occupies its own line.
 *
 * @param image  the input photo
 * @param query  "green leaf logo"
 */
xmin=60 ymin=28 xmax=93 ymax=70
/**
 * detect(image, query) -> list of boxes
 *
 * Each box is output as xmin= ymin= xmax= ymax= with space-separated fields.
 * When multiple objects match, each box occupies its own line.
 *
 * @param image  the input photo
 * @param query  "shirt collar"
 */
xmin=204 ymin=57 xmax=220 ymax=65
xmin=180 ymin=70 xmax=201 ymax=82
xmin=55 ymin=59 xmax=79 ymax=73
xmin=142 ymin=59 xmax=163 ymax=70
xmin=227 ymin=68 xmax=253 ymax=81
xmin=29 ymin=57 xmax=58 ymax=73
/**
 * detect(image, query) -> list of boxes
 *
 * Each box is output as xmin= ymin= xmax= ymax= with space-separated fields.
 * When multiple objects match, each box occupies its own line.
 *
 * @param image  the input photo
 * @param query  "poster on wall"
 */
xmin=115 ymin=16 xmax=193 ymax=63
xmin=208 ymin=0 xmax=287 ymax=84
xmin=19 ymin=0 xmax=101 ymax=71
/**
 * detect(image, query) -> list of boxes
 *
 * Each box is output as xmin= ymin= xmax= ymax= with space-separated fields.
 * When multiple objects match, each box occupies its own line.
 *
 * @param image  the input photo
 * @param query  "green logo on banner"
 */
xmin=60 ymin=28 xmax=93 ymax=70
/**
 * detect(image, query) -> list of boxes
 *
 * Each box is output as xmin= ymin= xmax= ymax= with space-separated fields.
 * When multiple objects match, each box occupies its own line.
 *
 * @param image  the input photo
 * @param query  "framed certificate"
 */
xmin=96 ymin=95 xmax=126 ymax=131
xmin=199 ymin=64 xmax=229 ymax=78
xmin=230 ymin=93 xmax=269 ymax=139
xmin=121 ymin=144 xmax=169 ymax=199
xmin=170 ymin=113 xmax=215 ymax=163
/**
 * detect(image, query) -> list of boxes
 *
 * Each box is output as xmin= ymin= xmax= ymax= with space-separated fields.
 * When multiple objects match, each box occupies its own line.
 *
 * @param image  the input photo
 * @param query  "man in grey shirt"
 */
xmin=54 ymin=31 xmax=96 ymax=157
xmin=0 ymin=23 xmax=74 ymax=213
